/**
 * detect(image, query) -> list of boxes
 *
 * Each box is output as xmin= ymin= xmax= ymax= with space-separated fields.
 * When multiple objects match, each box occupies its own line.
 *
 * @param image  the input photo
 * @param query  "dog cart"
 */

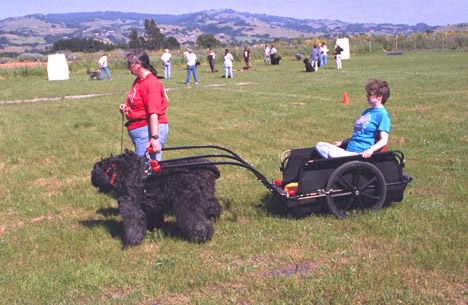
xmin=150 ymin=145 xmax=413 ymax=218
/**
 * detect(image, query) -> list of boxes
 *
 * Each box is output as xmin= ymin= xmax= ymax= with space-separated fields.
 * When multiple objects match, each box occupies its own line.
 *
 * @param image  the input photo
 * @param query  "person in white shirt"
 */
xmin=99 ymin=54 xmax=112 ymax=80
xmin=185 ymin=49 xmax=198 ymax=84
xmin=223 ymin=48 xmax=234 ymax=79
xmin=160 ymin=49 xmax=172 ymax=79
xmin=264 ymin=45 xmax=270 ymax=65
xmin=319 ymin=42 xmax=329 ymax=68
xmin=270 ymin=45 xmax=278 ymax=64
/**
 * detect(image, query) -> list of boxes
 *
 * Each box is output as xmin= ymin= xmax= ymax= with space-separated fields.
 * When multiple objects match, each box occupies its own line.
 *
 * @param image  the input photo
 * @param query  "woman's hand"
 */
xmin=148 ymin=138 xmax=161 ymax=153
xmin=361 ymin=148 xmax=374 ymax=158
xmin=119 ymin=104 xmax=127 ymax=114
xmin=333 ymin=140 xmax=342 ymax=147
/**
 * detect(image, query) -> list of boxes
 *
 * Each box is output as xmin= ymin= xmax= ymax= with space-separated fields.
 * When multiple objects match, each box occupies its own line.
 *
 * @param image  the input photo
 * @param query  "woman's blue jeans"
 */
xmin=100 ymin=66 xmax=111 ymax=79
xmin=164 ymin=63 xmax=171 ymax=79
xmin=224 ymin=66 xmax=233 ymax=79
xmin=186 ymin=65 xmax=198 ymax=83
xmin=128 ymin=123 xmax=169 ymax=161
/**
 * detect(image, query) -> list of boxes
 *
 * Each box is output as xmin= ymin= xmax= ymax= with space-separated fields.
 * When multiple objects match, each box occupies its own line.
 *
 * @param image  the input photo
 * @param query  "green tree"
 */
xmin=128 ymin=29 xmax=141 ymax=49
xmin=196 ymin=34 xmax=221 ymax=49
xmin=52 ymin=38 xmax=114 ymax=53
xmin=164 ymin=37 xmax=180 ymax=49
xmin=127 ymin=20 xmax=179 ymax=50
xmin=144 ymin=19 xmax=165 ymax=50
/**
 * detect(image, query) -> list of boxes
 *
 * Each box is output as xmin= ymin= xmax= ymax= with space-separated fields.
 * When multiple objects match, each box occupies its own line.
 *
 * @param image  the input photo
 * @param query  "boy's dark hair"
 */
xmin=365 ymin=80 xmax=390 ymax=104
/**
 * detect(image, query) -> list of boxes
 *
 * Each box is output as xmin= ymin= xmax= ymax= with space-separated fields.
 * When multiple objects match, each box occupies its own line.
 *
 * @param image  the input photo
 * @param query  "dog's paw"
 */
xmin=191 ymin=221 xmax=214 ymax=243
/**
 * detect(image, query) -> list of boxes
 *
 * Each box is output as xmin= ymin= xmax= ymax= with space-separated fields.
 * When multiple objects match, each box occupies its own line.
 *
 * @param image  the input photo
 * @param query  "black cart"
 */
xmin=152 ymin=145 xmax=413 ymax=218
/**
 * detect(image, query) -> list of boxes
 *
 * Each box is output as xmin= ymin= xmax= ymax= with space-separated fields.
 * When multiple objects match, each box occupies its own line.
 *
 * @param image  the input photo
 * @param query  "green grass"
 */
xmin=1 ymin=51 xmax=467 ymax=304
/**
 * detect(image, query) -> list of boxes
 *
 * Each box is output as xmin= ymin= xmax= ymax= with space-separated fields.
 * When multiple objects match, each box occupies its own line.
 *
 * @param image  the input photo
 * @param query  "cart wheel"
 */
xmin=326 ymin=161 xmax=387 ymax=218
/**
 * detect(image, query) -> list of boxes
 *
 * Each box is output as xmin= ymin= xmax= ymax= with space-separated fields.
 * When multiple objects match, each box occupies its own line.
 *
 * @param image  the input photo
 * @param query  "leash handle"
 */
xmin=145 ymin=147 xmax=161 ymax=172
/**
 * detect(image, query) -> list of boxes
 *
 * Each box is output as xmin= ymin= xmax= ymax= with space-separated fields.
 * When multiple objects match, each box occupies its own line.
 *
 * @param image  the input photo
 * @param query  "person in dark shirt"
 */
xmin=334 ymin=44 xmax=344 ymax=70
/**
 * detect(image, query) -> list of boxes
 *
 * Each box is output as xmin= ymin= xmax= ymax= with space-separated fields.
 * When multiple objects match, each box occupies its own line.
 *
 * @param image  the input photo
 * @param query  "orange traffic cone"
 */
xmin=343 ymin=92 xmax=350 ymax=104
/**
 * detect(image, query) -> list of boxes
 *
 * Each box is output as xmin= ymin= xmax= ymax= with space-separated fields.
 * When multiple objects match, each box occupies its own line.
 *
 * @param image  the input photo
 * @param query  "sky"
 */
xmin=1 ymin=0 xmax=467 ymax=26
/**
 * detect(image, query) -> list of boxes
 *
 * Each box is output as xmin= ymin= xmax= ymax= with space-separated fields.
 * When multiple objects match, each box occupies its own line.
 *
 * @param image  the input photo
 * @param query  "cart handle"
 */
xmin=153 ymin=145 xmax=276 ymax=191
xmin=280 ymin=150 xmax=291 ymax=163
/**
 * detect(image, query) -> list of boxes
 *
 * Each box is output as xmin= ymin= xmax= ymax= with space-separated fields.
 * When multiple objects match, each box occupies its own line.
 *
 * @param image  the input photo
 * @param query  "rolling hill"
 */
xmin=0 ymin=9 xmax=440 ymax=54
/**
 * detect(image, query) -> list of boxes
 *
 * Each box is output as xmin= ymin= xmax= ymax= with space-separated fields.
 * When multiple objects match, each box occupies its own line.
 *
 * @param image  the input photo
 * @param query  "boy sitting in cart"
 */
xmin=316 ymin=80 xmax=391 ymax=159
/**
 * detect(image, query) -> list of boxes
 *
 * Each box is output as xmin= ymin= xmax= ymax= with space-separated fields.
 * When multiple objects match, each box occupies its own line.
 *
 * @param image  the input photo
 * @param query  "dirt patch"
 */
xmin=0 ymin=93 xmax=114 ymax=104
xmin=205 ymin=83 xmax=226 ymax=87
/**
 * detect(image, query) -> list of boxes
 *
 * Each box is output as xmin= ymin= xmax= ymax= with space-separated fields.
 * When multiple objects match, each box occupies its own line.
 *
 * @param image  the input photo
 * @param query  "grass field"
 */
xmin=1 ymin=51 xmax=467 ymax=304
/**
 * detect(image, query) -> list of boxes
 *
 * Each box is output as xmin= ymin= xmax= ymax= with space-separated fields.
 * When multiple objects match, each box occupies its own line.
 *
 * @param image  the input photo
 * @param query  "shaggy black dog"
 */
xmin=91 ymin=150 xmax=222 ymax=248
xmin=303 ymin=58 xmax=314 ymax=72
xmin=271 ymin=55 xmax=282 ymax=65
xmin=86 ymin=69 xmax=101 ymax=80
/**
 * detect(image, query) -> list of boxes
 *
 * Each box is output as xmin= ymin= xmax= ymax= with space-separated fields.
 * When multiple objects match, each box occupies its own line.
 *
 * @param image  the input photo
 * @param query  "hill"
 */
xmin=0 ymin=9 xmax=442 ymax=54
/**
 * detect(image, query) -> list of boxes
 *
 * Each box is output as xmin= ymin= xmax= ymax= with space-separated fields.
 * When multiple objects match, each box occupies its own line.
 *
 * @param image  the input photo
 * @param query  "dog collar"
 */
xmin=105 ymin=164 xmax=118 ymax=186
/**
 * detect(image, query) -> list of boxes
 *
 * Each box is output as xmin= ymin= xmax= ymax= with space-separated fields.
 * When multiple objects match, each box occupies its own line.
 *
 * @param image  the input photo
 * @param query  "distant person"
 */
xmin=185 ymin=48 xmax=198 ymax=85
xmin=160 ymin=49 xmax=172 ymax=79
xmin=264 ymin=45 xmax=270 ymax=65
xmin=334 ymin=44 xmax=344 ymax=70
xmin=119 ymin=49 xmax=169 ymax=161
xmin=319 ymin=42 xmax=329 ymax=67
xmin=99 ymin=53 xmax=112 ymax=80
xmin=243 ymin=46 xmax=252 ymax=68
xmin=316 ymin=80 xmax=391 ymax=159
xmin=223 ymin=48 xmax=234 ymax=79
xmin=270 ymin=45 xmax=277 ymax=63
xmin=311 ymin=44 xmax=320 ymax=72
xmin=207 ymin=48 xmax=216 ymax=72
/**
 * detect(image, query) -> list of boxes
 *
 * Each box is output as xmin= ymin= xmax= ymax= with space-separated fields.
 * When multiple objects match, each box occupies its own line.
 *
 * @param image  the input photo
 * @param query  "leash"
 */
xmin=120 ymin=113 xmax=124 ymax=154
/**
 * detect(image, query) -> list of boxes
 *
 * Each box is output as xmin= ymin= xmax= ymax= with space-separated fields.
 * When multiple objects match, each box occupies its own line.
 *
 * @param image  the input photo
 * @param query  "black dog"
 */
xmin=271 ymin=55 xmax=282 ymax=65
xmin=91 ymin=150 xmax=222 ymax=247
xmin=303 ymin=58 xmax=314 ymax=72
xmin=86 ymin=69 xmax=101 ymax=80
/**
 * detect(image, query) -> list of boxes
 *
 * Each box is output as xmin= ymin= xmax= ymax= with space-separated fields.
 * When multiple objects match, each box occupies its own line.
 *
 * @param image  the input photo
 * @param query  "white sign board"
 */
xmin=335 ymin=38 xmax=350 ymax=60
xmin=47 ymin=54 xmax=69 ymax=81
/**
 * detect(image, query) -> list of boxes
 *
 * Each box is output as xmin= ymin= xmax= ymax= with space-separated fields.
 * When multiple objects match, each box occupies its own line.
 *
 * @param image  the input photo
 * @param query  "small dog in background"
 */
xmin=303 ymin=58 xmax=315 ymax=72
xmin=87 ymin=69 xmax=101 ymax=80
xmin=271 ymin=55 xmax=282 ymax=65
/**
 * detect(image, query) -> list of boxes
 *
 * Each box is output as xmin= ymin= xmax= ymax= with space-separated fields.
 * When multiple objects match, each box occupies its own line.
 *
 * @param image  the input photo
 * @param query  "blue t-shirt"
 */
xmin=346 ymin=107 xmax=391 ymax=153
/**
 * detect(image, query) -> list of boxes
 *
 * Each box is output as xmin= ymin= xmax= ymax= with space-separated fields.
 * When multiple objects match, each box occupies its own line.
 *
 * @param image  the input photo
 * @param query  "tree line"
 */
xmin=51 ymin=19 xmax=227 ymax=53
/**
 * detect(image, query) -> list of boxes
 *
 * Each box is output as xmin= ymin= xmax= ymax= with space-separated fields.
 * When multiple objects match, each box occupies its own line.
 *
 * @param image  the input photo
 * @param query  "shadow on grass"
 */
xmin=80 ymin=202 xmax=202 ymax=245
xmin=80 ymin=218 xmax=125 ymax=243
xmin=256 ymin=193 xmax=329 ymax=219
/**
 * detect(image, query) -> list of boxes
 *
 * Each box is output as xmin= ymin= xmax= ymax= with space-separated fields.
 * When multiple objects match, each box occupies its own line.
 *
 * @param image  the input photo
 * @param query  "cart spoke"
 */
xmin=354 ymin=166 xmax=361 ymax=188
xmin=343 ymin=196 xmax=355 ymax=212
xmin=361 ymin=193 xmax=381 ymax=201
xmin=337 ymin=174 xmax=354 ymax=191
xmin=357 ymin=196 xmax=365 ymax=210
xmin=360 ymin=177 xmax=378 ymax=191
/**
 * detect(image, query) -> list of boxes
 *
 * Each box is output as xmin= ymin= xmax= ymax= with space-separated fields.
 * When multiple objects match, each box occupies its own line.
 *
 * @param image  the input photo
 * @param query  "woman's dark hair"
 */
xmin=127 ymin=49 xmax=158 ymax=76
xmin=365 ymin=80 xmax=390 ymax=104
xmin=224 ymin=48 xmax=229 ymax=54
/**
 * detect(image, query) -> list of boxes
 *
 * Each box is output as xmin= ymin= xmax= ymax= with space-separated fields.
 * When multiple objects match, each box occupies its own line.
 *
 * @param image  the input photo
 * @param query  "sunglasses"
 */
xmin=127 ymin=61 xmax=138 ymax=69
